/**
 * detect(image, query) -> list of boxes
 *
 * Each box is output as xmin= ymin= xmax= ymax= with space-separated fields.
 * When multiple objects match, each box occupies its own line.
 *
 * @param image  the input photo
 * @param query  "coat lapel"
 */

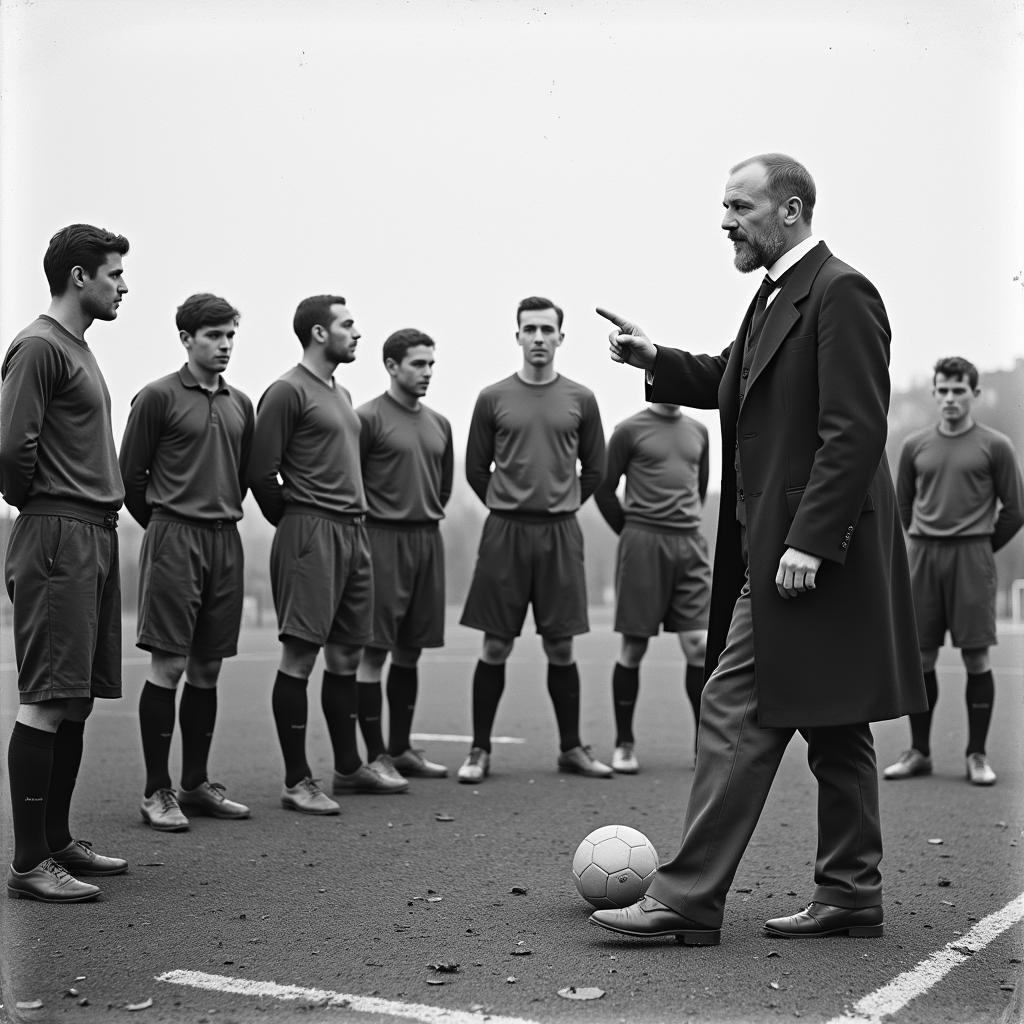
xmin=743 ymin=242 xmax=832 ymax=405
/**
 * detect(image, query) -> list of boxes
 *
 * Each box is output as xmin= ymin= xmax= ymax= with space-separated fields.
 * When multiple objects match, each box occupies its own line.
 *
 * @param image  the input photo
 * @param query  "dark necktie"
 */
xmin=746 ymin=274 xmax=777 ymax=343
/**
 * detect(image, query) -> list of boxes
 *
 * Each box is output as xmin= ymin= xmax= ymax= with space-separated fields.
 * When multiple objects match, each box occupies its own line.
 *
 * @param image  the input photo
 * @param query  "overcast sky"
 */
xmin=1 ymin=0 xmax=1021 ymax=493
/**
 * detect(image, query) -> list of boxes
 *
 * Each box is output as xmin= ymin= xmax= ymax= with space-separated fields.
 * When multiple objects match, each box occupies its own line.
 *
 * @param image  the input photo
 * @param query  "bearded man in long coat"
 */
xmin=590 ymin=153 xmax=925 ymax=945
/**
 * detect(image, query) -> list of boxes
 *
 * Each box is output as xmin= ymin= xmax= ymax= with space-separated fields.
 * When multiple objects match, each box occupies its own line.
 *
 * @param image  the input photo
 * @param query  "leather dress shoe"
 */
xmin=7 ymin=858 xmax=101 ymax=903
xmin=457 ymin=747 xmax=490 ymax=784
xmin=558 ymin=745 xmax=614 ymax=779
xmin=589 ymin=894 xmax=721 ymax=945
xmin=764 ymin=901 xmax=883 ymax=938
xmin=178 ymin=781 xmax=251 ymax=819
xmin=883 ymin=748 xmax=932 ymax=780
xmin=332 ymin=763 xmax=408 ymax=794
xmin=51 ymin=839 xmax=128 ymax=876
xmin=392 ymin=748 xmax=449 ymax=778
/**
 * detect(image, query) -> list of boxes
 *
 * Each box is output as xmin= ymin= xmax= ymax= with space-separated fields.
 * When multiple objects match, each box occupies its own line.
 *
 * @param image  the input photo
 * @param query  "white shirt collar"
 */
xmin=767 ymin=235 xmax=819 ymax=283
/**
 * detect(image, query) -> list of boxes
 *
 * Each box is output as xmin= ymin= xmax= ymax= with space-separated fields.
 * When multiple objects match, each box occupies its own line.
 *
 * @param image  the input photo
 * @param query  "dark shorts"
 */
xmin=614 ymin=524 xmax=712 ymax=637
xmin=908 ymin=537 xmax=997 ymax=650
xmin=366 ymin=522 xmax=445 ymax=650
xmin=4 ymin=514 xmax=121 ymax=703
xmin=270 ymin=512 xmax=373 ymax=647
xmin=460 ymin=512 xmax=588 ymax=639
xmin=137 ymin=516 xmax=244 ymax=659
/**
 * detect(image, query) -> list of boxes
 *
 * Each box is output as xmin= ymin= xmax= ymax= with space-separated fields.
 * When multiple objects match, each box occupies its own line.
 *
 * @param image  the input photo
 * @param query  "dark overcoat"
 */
xmin=649 ymin=242 xmax=926 ymax=728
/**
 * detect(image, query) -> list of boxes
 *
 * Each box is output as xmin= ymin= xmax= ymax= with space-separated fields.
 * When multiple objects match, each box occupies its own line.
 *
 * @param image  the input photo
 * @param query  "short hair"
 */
xmin=517 ymin=295 xmax=563 ymax=329
xmin=731 ymin=153 xmax=816 ymax=225
xmin=382 ymin=328 xmax=435 ymax=365
xmin=933 ymin=356 xmax=979 ymax=390
xmin=43 ymin=223 xmax=130 ymax=297
xmin=293 ymin=294 xmax=347 ymax=348
xmin=175 ymin=293 xmax=240 ymax=336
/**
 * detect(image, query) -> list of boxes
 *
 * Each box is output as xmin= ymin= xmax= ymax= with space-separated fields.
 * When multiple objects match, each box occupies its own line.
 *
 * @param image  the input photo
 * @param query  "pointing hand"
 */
xmin=596 ymin=308 xmax=657 ymax=371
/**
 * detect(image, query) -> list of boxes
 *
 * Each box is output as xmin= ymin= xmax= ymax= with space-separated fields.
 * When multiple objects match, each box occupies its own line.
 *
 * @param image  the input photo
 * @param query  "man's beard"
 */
xmin=732 ymin=218 xmax=787 ymax=273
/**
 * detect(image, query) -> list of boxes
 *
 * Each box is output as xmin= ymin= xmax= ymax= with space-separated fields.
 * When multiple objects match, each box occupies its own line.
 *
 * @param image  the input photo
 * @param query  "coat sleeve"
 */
xmin=647 ymin=345 xmax=731 ymax=408
xmin=784 ymin=272 xmax=891 ymax=564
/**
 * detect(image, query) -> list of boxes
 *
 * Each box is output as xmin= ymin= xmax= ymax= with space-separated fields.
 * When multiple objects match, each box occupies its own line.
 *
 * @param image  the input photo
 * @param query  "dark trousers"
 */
xmin=646 ymin=580 xmax=883 ymax=927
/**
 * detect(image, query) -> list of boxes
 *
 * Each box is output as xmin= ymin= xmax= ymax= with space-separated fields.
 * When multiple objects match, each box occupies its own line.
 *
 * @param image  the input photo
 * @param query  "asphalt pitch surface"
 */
xmin=1 ymin=612 xmax=1022 ymax=1024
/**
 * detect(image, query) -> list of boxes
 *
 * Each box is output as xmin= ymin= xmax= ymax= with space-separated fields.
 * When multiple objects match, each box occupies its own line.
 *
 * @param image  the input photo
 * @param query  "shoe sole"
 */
xmin=331 ymin=784 xmax=409 ymax=795
xmin=558 ymin=766 xmax=614 ymax=779
xmin=280 ymin=799 xmax=340 ymax=815
xmin=177 ymin=803 xmax=251 ymax=819
xmin=396 ymin=767 xmax=449 ymax=778
xmin=967 ymin=777 xmax=996 ymax=786
xmin=612 ymin=765 xmax=639 ymax=775
xmin=7 ymin=884 xmax=100 ymax=903
xmin=588 ymin=917 xmax=721 ymax=946
xmin=140 ymin=810 xmax=189 ymax=832
xmin=763 ymin=924 xmax=883 ymax=938
xmin=883 ymin=766 xmax=932 ymax=780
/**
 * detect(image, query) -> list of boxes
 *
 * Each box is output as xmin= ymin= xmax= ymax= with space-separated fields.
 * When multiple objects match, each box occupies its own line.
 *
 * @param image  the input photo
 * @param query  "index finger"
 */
xmin=596 ymin=307 xmax=639 ymax=333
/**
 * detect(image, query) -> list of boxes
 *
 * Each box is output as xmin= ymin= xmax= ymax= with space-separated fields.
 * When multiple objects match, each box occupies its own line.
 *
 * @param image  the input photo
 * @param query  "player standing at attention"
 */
xmin=248 ymin=295 xmax=407 ymax=815
xmin=457 ymin=296 xmax=611 ymax=784
xmin=594 ymin=403 xmax=712 ymax=773
xmin=1 ymin=224 xmax=130 ymax=901
xmin=354 ymin=329 xmax=454 ymax=782
xmin=885 ymin=357 xmax=1024 ymax=786
xmin=119 ymin=293 xmax=254 ymax=831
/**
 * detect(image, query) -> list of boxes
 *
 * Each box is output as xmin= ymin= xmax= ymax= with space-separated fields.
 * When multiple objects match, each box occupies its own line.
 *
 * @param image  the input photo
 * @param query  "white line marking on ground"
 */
xmin=824 ymin=891 xmax=1024 ymax=1024
xmin=157 ymin=970 xmax=542 ymax=1024
xmin=411 ymin=733 xmax=525 ymax=744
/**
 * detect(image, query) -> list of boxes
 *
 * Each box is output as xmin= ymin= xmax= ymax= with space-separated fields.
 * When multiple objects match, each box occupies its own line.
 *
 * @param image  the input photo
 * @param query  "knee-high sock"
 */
xmin=685 ymin=663 xmax=705 ymax=738
xmin=965 ymin=670 xmax=994 ymax=756
xmin=386 ymin=663 xmax=418 ymax=756
xmin=272 ymin=671 xmax=310 ymax=788
xmin=45 ymin=719 xmax=85 ymax=852
xmin=9 ymin=723 xmax=55 ymax=872
xmin=547 ymin=662 xmax=581 ymax=753
xmin=356 ymin=680 xmax=386 ymax=763
xmin=321 ymin=670 xmax=361 ymax=774
xmin=612 ymin=663 xmax=639 ymax=746
xmin=179 ymin=683 xmax=218 ymax=791
xmin=471 ymin=661 xmax=505 ymax=753
xmin=909 ymin=669 xmax=938 ymax=756
xmin=139 ymin=681 xmax=176 ymax=797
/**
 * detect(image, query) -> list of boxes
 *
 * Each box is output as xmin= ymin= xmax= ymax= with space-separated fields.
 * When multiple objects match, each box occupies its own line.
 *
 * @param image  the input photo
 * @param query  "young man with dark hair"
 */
xmin=1 ymin=223 xmax=130 ymax=902
xmin=248 ymin=295 xmax=406 ymax=815
xmin=885 ymin=356 xmax=1024 ymax=786
xmin=354 ymin=329 xmax=454 ymax=782
xmin=119 ymin=293 xmax=254 ymax=830
xmin=594 ymin=403 xmax=711 ymax=773
xmin=457 ymin=296 xmax=611 ymax=783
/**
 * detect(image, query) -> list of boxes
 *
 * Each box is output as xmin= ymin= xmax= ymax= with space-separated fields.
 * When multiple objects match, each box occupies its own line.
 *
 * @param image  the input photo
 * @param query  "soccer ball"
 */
xmin=572 ymin=824 xmax=659 ymax=909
